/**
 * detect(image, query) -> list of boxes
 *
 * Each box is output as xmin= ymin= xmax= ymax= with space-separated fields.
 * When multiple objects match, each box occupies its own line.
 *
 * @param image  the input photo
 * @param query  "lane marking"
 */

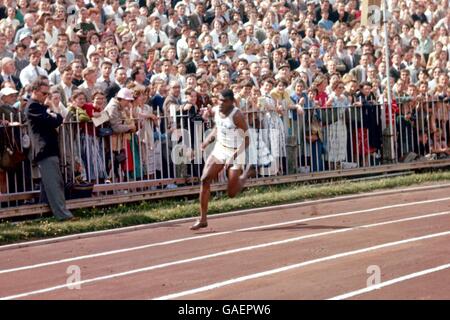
xmin=1 ymin=211 xmax=449 ymax=300
xmin=3 ymin=183 xmax=450 ymax=251
xmin=2 ymin=196 xmax=450 ymax=275
xmin=329 ymin=263 xmax=450 ymax=300
xmin=153 ymin=231 xmax=450 ymax=300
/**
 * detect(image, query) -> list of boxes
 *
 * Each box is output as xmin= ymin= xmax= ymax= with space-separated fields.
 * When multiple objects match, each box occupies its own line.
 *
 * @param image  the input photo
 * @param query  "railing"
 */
xmin=1 ymin=98 xmax=450 ymax=217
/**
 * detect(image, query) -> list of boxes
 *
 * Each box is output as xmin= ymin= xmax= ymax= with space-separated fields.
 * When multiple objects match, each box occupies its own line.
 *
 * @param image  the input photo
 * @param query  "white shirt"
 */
xmin=233 ymin=41 xmax=246 ymax=57
xmin=150 ymin=72 xmax=176 ymax=84
xmin=280 ymin=28 xmax=290 ymax=47
xmin=48 ymin=69 xmax=62 ymax=86
xmin=44 ymin=28 xmax=59 ymax=47
xmin=19 ymin=64 xmax=48 ymax=87
xmin=209 ymin=30 xmax=221 ymax=47
xmin=227 ymin=30 xmax=239 ymax=45
xmin=104 ymin=6 xmax=123 ymax=25
xmin=1 ymin=72 xmax=14 ymax=82
xmin=145 ymin=29 xmax=170 ymax=48
xmin=176 ymin=37 xmax=189 ymax=62
xmin=294 ymin=66 xmax=313 ymax=86
xmin=130 ymin=48 xmax=144 ymax=63
xmin=182 ymin=0 xmax=195 ymax=15
xmin=238 ymin=53 xmax=259 ymax=65
xmin=61 ymin=82 xmax=73 ymax=102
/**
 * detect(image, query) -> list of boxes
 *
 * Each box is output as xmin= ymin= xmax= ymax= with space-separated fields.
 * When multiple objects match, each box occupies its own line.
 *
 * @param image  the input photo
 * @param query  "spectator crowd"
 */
xmin=0 ymin=0 xmax=449 ymax=211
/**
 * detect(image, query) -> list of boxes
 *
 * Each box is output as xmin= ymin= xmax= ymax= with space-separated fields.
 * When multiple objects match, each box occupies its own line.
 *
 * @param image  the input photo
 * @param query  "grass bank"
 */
xmin=1 ymin=170 xmax=450 ymax=245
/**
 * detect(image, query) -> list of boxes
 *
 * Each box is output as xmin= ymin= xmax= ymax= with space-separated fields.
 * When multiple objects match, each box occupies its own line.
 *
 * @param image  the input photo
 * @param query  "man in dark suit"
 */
xmin=390 ymin=53 xmax=403 ymax=82
xmin=105 ymin=67 xmax=129 ymax=101
xmin=0 ymin=57 xmax=22 ymax=90
xmin=350 ymin=54 xmax=370 ymax=83
xmin=185 ymin=47 xmax=203 ymax=74
xmin=25 ymin=79 xmax=75 ymax=221
xmin=188 ymin=2 xmax=204 ymax=33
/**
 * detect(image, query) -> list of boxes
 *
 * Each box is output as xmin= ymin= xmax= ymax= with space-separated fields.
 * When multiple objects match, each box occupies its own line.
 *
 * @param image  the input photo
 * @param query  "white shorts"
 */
xmin=210 ymin=143 xmax=243 ymax=170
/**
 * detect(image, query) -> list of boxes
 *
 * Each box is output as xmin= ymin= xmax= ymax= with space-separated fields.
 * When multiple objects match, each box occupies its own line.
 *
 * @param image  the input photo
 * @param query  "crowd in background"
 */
xmin=0 ymin=0 xmax=449 ymax=199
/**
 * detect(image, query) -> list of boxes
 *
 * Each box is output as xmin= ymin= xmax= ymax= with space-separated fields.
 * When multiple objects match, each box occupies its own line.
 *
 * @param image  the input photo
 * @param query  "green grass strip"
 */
xmin=1 ymin=170 xmax=450 ymax=245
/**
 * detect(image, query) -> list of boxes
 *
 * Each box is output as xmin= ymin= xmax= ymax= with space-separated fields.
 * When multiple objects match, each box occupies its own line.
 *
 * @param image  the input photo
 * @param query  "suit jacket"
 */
xmin=105 ymin=82 xmax=122 ymax=102
xmin=350 ymin=66 xmax=367 ymax=83
xmin=188 ymin=13 xmax=203 ymax=33
xmin=25 ymin=99 xmax=63 ymax=162
xmin=164 ymin=24 xmax=179 ymax=44
xmin=390 ymin=66 xmax=401 ymax=81
xmin=255 ymin=29 xmax=267 ymax=44
xmin=353 ymin=50 xmax=362 ymax=67
xmin=0 ymin=74 xmax=22 ymax=91
xmin=337 ymin=54 xmax=354 ymax=74
xmin=407 ymin=66 xmax=420 ymax=84
xmin=288 ymin=58 xmax=300 ymax=71
xmin=185 ymin=60 xmax=198 ymax=74
xmin=52 ymin=83 xmax=77 ymax=108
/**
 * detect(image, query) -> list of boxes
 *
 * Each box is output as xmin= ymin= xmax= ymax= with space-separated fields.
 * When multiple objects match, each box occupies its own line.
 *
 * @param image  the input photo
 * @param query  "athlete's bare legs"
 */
xmin=191 ymin=156 xmax=224 ymax=230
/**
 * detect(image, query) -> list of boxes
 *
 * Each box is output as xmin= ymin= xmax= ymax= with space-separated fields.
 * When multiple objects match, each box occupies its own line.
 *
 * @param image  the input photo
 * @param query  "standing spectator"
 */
xmin=52 ymin=66 xmax=77 ymax=108
xmin=0 ymin=31 xmax=13 ymax=59
xmin=417 ymin=24 xmax=434 ymax=62
xmin=0 ymin=57 xmax=21 ymax=90
xmin=19 ymin=48 xmax=49 ymax=87
xmin=145 ymin=17 xmax=170 ymax=50
xmin=25 ymin=79 xmax=75 ymax=221
xmin=48 ymin=55 xmax=67 ymax=86
xmin=14 ymin=13 xmax=34 ymax=44
xmin=105 ymin=87 xmax=136 ymax=181
xmin=13 ymin=43 xmax=29 ymax=77
xmin=96 ymin=60 xmax=113 ymax=91
xmin=325 ymin=80 xmax=349 ymax=169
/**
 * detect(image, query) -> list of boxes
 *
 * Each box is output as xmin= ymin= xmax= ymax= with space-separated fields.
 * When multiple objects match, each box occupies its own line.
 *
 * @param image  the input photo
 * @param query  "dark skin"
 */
xmin=192 ymin=94 xmax=250 ymax=230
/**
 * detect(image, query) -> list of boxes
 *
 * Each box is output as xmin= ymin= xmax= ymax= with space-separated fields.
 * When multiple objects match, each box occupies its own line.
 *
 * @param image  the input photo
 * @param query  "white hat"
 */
xmin=116 ymin=88 xmax=134 ymax=101
xmin=19 ymin=31 xmax=32 ymax=42
xmin=0 ymin=87 xmax=18 ymax=96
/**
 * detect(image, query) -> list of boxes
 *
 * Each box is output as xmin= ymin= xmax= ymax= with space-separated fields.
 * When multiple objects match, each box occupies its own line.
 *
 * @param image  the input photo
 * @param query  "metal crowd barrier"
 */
xmin=1 ymin=98 xmax=449 ymax=216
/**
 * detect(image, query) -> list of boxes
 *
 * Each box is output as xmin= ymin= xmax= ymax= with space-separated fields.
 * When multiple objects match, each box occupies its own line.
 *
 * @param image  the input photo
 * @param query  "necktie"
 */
xmin=35 ymin=66 xmax=40 ymax=77
xmin=156 ymin=32 xmax=160 ymax=44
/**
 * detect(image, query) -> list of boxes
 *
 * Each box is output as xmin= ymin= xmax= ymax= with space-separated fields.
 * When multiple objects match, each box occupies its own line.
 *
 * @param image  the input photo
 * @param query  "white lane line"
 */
xmin=3 ymin=183 xmax=450 ymax=251
xmin=1 ymin=211 xmax=449 ymax=300
xmin=153 ymin=231 xmax=450 ymax=300
xmin=2 ymin=196 xmax=450 ymax=275
xmin=329 ymin=263 xmax=450 ymax=300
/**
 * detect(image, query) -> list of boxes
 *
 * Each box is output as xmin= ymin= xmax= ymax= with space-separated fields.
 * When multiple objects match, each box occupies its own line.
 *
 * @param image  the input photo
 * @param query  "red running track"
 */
xmin=0 ymin=184 xmax=449 ymax=300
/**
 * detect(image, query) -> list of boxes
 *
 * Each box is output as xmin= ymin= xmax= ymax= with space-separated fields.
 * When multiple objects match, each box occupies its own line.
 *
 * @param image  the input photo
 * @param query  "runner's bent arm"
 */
xmin=231 ymin=110 xmax=250 ymax=161
xmin=201 ymin=126 xmax=217 ymax=150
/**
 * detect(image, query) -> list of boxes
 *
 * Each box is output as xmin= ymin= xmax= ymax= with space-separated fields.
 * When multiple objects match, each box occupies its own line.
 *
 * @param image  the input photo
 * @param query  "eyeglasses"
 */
xmin=40 ymin=91 xmax=50 ymax=96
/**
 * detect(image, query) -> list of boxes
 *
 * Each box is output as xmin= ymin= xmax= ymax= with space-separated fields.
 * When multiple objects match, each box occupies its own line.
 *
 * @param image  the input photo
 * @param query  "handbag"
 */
xmin=97 ymin=127 xmax=113 ymax=137
xmin=0 ymin=127 xmax=26 ymax=170
xmin=114 ymin=149 xmax=127 ymax=163
xmin=65 ymin=180 xmax=94 ymax=199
